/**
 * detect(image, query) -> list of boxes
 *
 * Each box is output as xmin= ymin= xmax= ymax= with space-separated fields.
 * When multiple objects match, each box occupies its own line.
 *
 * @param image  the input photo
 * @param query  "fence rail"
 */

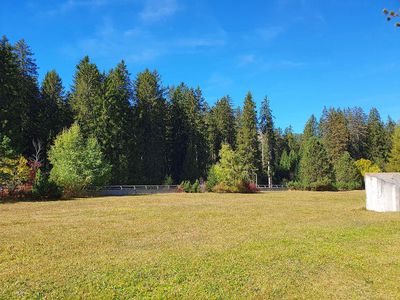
xmin=97 ymin=184 xmax=287 ymax=196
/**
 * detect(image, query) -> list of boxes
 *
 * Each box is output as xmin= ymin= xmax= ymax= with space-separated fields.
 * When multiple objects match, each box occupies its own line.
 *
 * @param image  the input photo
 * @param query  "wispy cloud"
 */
xmin=44 ymin=0 xmax=110 ymax=16
xmin=61 ymin=18 xmax=226 ymax=64
xmin=139 ymin=0 xmax=180 ymax=23
xmin=237 ymin=53 xmax=306 ymax=70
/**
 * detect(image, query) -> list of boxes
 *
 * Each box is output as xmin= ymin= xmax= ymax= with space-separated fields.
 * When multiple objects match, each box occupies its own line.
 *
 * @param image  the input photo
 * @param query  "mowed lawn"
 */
xmin=1 ymin=191 xmax=400 ymax=299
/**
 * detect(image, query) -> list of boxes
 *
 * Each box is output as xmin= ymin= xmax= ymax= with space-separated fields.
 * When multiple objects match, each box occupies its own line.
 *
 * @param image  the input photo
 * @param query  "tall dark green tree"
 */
xmin=320 ymin=108 xmax=349 ymax=163
xmin=206 ymin=96 xmax=236 ymax=162
xmin=334 ymin=151 xmax=362 ymax=190
xmin=236 ymin=92 xmax=261 ymax=176
xmin=69 ymin=56 xmax=104 ymax=139
xmin=367 ymin=108 xmax=389 ymax=167
xmin=0 ymin=36 xmax=21 ymax=151
xmin=302 ymin=114 xmax=318 ymax=143
xmin=40 ymin=70 xmax=73 ymax=150
xmin=133 ymin=69 xmax=167 ymax=184
xmin=101 ymin=61 xmax=133 ymax=184
xmin=167 ymin=84 xmax=209 ymax=182
xmin=299 ymin=137 xmax=335 ymax=188
xmin=344 ymin=107 xmax=368 ymax=160
xmin=259 ymin=96 xmax=275 ymax=187
xmin=14 ymin=39 xmax=41 ymax=155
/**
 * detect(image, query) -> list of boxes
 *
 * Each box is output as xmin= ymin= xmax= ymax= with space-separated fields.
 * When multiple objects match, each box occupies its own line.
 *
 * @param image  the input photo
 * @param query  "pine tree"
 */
xmin=320 ymin=108 xmax=350 ymax=163
xmin=302 ymin=114 xmax=318 ymax=143
xmin=69 ymin=56 xmax=104 ymax=139
xmin=259 ymin=96 xmax=275 ymax=187
xmin=167 ymin=84 xmax=209 ymax=182
xmin=13 ymin=39 xmax=41 ymax=155
xmin=40 ymin=70 xmax=73 ymax=150
xmin=299 ymin=137 xmax=335 ymax=188
xmin=0 ymin=36 xmax=21 ymax=151
xmin=344 ymin=107 xmax=368 ymax=160
xmin=387 ymin=125 xmax=400 ymax=172
xmin=367 ymin=108 xmax=389 ymax=167
xmin=236 ymin=92 xmax=261 ymax=176
xmin=206 ymin=96 xmax=236 ymax=162
xmin=133 ymin=69 xmax=167 ymax=184
xmin=334 ymin=151 xmax=362 ymax=190
xmin=100 ymin=61 xmax=133 ymax=184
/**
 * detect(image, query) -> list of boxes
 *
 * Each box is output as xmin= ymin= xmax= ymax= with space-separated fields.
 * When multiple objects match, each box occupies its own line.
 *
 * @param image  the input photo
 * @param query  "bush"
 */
xmin=179 ymin=180 xmax=202 ymax=193
xmin=163 ymin=175 xmax=174 ymax=185
xmin=48 ymin=124 xmax=111 ymax=197
xmin=355 ymin=159 xmax=381 ymax=177
xmin=212 ymin=183 xmax=238 ymax=193
xmin=32 ymin=169 xmax=62 ymax=200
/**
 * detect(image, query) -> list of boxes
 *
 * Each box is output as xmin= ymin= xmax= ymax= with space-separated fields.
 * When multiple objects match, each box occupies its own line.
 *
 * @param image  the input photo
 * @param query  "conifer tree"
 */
xmin=387 ymin=125 xmax=400 ymax=172
xmin=69 ymin=56 xmax=104 ymax=139
xmin=13 ymin=39 xmax=41 ymax=155
xmin=40 ymin=70 xmax=73 ymax=150
xmin=334 ymin=151 xmax=362 ymax=190
xmin=302 ymin=114 xmax=318 ymax=143
xmin=101 ymin=61 xmax=133 ymax=183
xmin=259 ymin=96 xmax=275 ymax=187
xmin=0 ymin=36 xmax=21 ymax=151
xmin=367 ymin=108 xmax=389 ymax=167
xmin=344 ymin=107 xmax=368 ymax=160
xmin=206 ymin=96 xmax=236 ymax=162
xmin=167 ymin=84 xmax=209 ymax=182
xmin=299 ymin=137 xmax=335 ymax=189
xmin=320 ymin=108 xmax=350 ymax=163
xmin=133 ymin=69 xmax=167 ymax=184
xmin=236 ymin=92 xmax=261 ymax=175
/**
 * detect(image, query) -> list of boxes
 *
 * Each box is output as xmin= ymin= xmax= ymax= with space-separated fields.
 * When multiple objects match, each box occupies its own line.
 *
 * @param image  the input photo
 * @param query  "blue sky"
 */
xmin=2 ymin=0 xmax=400 ymax=132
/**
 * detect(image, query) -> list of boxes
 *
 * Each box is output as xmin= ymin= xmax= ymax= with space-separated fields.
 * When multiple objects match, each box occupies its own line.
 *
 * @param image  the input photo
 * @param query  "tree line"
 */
xmin=1 ymin=35 xmax=399 ymax=196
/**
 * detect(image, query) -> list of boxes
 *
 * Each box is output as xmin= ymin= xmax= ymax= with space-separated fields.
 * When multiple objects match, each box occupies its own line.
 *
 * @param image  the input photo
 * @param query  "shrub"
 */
xmin=355 ymin=159 xmax=381 ymax=177
xmin=48 ymin=123 xmax=111 ymax=198
xmin=192 ymin=179 xmax=200 ymax=193
xmin=163 ymin=175 xmax=174 ymax=185
xmin=212 ymin=183 xmax=238 ymax=193
xmin=32 ymin=169 xmax=62 ymax=200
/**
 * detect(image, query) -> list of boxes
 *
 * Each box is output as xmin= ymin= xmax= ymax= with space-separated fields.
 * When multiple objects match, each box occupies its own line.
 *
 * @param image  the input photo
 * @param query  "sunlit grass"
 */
xmin=1 ymin=191 xmax=400 ymax=299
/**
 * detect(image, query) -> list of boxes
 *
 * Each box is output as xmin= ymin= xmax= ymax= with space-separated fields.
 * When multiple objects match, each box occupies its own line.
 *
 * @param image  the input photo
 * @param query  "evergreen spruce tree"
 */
xmin=206 ymin=96 xmax=236 ymax=162
xmin=367 ymin=108 xmax=389 ymax=167
xmin=0 ymin=36 xmax=21 ymax=151
xmin=302 ymin=114 xmax=318 ymax=143
xmin=133 ymin=69 xmax=167 ymax=184
xmin=344 ymin=107 xmax=368 ymax=160
xmin=320 ymin=108 xmax=350 ymax=163
xmin=236 ymin=92 xmax=261 ymax=176
xmin=167 ymin=84 xmax=209 ymax=182
xmin=69 ymin=56 xmax=104 ymax=139
xmin=387 ymin=125 xmax=400 ymax=172
xmin=259 ymin=96 xmax=275 ymax=187
xmin=13 ymin=39 xmax=41 ymax=155
xmin=101 ymin=61 xmax=133 ymax=183
xmin=299 ymin=137 xmax=335 ymax=189
xmin=40 ymin=70 xmax=73 ymax=150
xmin=334 ymin=151 xmax=362 ymax=190
xmin=386 ymin=116 xmax=397 ymax=152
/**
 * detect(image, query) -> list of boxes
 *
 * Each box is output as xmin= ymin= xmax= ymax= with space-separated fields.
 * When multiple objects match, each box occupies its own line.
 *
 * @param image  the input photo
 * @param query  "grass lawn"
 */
xmin=1 ymin=191 xmax=400 ymax=299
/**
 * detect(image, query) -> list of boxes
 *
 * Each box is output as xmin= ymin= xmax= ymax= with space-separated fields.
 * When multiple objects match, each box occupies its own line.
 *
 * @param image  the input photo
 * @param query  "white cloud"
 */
xmin=44 ymin=0 xmax=110 ymax=16
xmin=139 ymin=0 xmax=180 ymax=23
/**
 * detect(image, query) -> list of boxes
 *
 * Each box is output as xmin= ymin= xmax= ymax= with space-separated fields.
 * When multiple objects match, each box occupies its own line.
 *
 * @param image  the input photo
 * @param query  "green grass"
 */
xmin=1 ymin=191 xmax=400 ymax=299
